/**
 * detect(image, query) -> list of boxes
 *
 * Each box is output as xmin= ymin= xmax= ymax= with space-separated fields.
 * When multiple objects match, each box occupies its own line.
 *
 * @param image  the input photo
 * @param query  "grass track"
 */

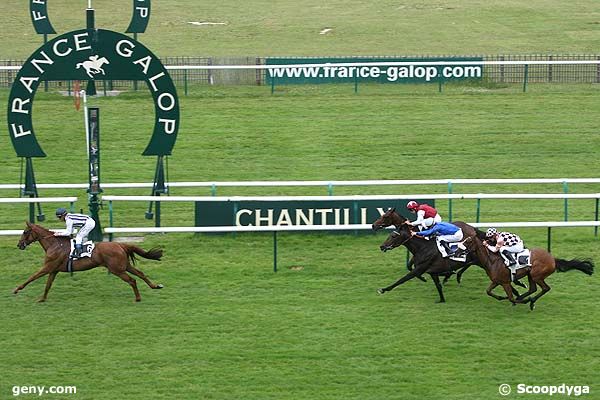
xmin=2 ymin=1 xmax=600 ymax=398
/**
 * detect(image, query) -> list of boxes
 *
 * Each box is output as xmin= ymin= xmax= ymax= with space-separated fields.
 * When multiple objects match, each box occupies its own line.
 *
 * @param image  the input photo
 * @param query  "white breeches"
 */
xmin=75 ymin=220 xmax=96 ymax=244
xmin=438 ymin=229 xmax=464 ymax=243
xmin=500 ymin=241 xmax=524 ymax=254
xmin=417 ymin=214 xmax=442 ymax=230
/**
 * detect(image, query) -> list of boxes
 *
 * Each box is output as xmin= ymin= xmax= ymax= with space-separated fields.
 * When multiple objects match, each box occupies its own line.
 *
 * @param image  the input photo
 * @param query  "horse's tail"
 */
xmin=76 ymin=63 xmax=82 ymax=69
xmin=555 ymin=258 xmax=594 ymax=275
xmin=121 ymin=244 xmax=163 ymax=265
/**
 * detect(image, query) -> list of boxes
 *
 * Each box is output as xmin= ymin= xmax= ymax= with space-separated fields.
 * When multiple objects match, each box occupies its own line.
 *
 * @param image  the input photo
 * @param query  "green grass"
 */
xmin=1 ymin=0 xmax=600 ymax=58
xmin=1 ymin=84 xmax=599 ymax=399
xmin=2 ymin=1 xmax=600 ymax=399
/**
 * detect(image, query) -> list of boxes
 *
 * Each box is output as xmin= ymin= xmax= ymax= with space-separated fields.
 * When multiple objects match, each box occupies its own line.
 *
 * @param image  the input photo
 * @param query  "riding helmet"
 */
xmin=55 ymin=207 xmax=68 ymax=217
xmin=486 ymin=227 xmax=497 ymax=237
xmin=407 ymin=201 xmax=419 ymax=210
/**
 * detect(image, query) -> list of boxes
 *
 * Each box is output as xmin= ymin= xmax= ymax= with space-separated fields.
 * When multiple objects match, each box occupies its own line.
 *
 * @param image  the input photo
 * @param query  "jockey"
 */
xmin=53 ymin=207 xmax=96 ymax=257
xmin=406 ymin=200 xmax=442 ymax=230
xmin=484 ymin=228 xmax=524 ymax=267
xmin=413 ymin=221 xmax=464 ymax=257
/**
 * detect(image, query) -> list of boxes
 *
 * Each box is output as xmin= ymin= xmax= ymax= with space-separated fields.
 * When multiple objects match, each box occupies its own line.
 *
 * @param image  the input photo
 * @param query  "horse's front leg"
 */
xmin=38 ymin=271 xmax=59 ymax=302
xmin=407 ymin=256 xmax=427 ymax=283
xmin=13 ymin=267 xmax=50 ymax=294
xmin=485 ymin=282 xmax=508 ymax=301
xmin=378 ymin=264 xmax=428 ymax=295
xmin=430 ymin=274 xmax=446 ymax=303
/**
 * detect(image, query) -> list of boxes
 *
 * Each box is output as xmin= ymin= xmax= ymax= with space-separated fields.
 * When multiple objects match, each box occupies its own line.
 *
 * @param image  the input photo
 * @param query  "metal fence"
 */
xmin=2 ymin=54 xmax=600 ymax=90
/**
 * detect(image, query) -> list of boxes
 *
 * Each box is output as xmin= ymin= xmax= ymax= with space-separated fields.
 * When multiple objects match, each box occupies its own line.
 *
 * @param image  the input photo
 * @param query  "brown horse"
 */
xmin=14 ymin=222 xmax=164 ymax=302
xmin=372 ymin=207 xmax=487 ymax=284
xmin=463 ymin=235 xmax=594 ymax=310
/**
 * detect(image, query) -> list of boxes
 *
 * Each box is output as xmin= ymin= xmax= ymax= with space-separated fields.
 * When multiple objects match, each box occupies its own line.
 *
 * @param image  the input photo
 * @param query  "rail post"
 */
xmin=273 ymin=231 xmax=278 ymax=272
xmin=563 ymin=181 xmax=568 ymax=221
xmin=522 ymin=64 xmax=529 ymax=92
xmin=447 ymin=180 xmax=453 ymax=221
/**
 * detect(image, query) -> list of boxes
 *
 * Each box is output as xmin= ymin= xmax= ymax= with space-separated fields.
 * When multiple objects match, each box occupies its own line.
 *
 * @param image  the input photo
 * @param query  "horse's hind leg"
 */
xmin=115 ymin=272 xmax=141 ymax=302
xmin=126 ymin=265 xmax=163 ymax=289
xmin=38 ymin=271 xmax=58 ymax=303
xmin=527 ymin=280 xmax=551 ymax=311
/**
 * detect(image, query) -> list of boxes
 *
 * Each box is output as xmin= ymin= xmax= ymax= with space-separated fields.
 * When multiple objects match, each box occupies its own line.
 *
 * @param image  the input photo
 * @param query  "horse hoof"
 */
xmin=377 ymin=288 xmax=385 ymax=295
xmin=37 ymin=298 xmax=46 ymax=303
xmin=135 ymin=298 xmax=141 ymax=302
xmin=529 ymin=302 xmax=536 ymax=311
xmin=154 ymin=284 xmax=164 ymax=289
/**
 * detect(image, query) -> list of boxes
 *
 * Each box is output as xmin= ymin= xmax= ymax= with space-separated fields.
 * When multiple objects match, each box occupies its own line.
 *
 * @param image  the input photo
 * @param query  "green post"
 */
xmin=354 ymin=74 xmax=358 ymax=94
xmin=563 ymin=181 xmax=568 ymax=222
xmin=86 ymin=107 xmax=103 ymax=242
xmin=547 ymin=227 xmax=552 ymax=252
xmin=595 ymin=198 xmax=599 ymax=237
xmin=210 ymin=184 xmax=217 ymax=196
xmin=273 ymin=231 xmax=278 ymax=273
xmin=438 ymin=78 xmax=443 ymax=93
xmin=476 ymin=198 xmax=481 ymax=223
xmin=108 ymin=200 xmax=114 ymax=242
xmin=523 ymin=64 xmax=529 ymax=93
xmin=22 ymin=158 xmax=44 ymax=222
xmin=184 ymin=69 xmax=188 ymax=96
xmin=146 ymin=156 xmax=167 ymax=227
xmin=447 ymin=181 xmax=453 ymax=222
xmin=327 ymin=183 xmax=333 ymax=196
xmin=271 ymin=73 xmax=275 ymax=94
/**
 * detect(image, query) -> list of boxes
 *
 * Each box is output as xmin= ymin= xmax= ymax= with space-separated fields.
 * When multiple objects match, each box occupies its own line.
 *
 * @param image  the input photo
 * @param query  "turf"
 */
xmin=1 ymin=0 xmax=600 ymax=58
xmin=1 ymin=1 xmax=600 ymax=399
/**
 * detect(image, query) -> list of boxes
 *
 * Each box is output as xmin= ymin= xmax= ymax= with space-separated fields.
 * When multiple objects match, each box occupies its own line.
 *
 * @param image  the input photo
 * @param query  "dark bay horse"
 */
xmin=372 ymin=208 xmax=486 ymax=284
xmin=14 ymin=222 xmax=164 ymax=302
xmin=377 ymin=220 xmax=485 ymax=303
xmin=463 ymin=235 xmax=594 ymax=310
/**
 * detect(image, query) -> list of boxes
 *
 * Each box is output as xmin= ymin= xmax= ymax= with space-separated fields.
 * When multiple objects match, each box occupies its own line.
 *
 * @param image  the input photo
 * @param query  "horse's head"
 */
xmin=379 ymin=224 xmax=413 ymax=252
xmin=17 ymin=222 xmax=38 ymax=250
xmin=372 ymin=207 xmax=407 ymax=231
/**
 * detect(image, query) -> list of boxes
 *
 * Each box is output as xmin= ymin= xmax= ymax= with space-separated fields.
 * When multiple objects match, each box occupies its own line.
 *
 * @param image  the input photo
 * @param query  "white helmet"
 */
xmin=486 ymin=228 xmax=497 ymax=238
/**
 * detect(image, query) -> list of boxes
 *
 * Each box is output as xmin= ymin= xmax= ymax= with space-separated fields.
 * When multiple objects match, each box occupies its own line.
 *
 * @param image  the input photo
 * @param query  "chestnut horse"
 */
xmin=463 ymin=235 xmax=594 ymax=310
xmin=14 ymin=222 xmax=164 ymax=302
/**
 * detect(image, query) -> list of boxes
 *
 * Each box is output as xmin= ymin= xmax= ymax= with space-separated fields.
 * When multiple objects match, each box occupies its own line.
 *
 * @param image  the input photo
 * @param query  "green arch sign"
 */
xmin=7 ymin=28 xmax=179 ymax=157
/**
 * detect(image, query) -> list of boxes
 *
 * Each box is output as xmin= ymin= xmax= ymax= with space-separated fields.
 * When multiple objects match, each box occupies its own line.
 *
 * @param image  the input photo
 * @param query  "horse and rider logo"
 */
xmin=76 ymin=55 xmax=110 ymax=78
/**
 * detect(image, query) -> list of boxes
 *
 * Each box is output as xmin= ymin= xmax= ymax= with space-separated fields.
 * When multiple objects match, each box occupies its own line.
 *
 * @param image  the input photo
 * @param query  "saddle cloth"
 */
xmin=505 ymin=248 xmax=531 ymax=268
xmin=70 ymin=240 xmax=95 ymax=259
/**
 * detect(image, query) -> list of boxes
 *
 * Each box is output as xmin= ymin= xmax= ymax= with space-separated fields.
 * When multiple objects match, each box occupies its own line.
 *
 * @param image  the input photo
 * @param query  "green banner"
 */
xmin=29 ymin=0 xmax=56 ymax=34
xmin=126 ymin=0 xmax=151 ymax=33
xmin=7 ymin=28 xmax=179 ymax=157
xmin=195 ymin=199 xmax=434 ymax=227
xmin=266 ymin=57 xmax=483 ymax=85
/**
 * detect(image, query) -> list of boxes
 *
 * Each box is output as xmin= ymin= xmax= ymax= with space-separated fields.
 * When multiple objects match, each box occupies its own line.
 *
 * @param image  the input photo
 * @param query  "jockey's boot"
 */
xmin=440 ymin=241 xmax=454 ymax=257
xmin=502 ymin=250 xmax=516 ymax=267
xmin=73 ymin=243 xmax=83 ymax=258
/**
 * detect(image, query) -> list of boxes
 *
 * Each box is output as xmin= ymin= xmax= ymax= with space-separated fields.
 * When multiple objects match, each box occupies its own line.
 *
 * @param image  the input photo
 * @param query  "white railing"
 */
xmin=0 ymin=197 xmax=78 ymax=235
xmin=1 ymin=178 xmax=599 ymax=191
xmin=103 ymin=221 xmax=600 ymax=271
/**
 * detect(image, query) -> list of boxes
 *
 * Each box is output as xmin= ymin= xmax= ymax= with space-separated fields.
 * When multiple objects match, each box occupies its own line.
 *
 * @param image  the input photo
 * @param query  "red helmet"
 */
xmin=407 ymin=201 xmax=419 ymax=210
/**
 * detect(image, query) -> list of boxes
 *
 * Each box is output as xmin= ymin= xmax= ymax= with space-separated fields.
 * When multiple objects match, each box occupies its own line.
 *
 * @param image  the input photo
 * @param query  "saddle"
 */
xmin=70 ymin=240 xmax=95 ymax=259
